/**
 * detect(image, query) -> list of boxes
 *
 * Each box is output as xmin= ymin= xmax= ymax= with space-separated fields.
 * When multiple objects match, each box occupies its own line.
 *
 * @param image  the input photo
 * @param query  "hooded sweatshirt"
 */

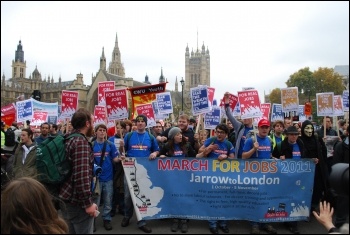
xmin=300 ymin=120 xmax=320 ymax=158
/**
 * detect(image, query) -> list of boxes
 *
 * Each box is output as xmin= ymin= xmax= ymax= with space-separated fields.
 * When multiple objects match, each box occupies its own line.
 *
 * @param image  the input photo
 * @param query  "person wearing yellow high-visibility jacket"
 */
xmin=1 ymin=121 xmax=5 ymax=149
xmin=269 ymin=120 xmax=285 ymax=149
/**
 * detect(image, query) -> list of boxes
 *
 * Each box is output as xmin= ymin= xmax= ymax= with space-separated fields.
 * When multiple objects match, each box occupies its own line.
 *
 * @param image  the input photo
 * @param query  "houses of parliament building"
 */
xmin=1 ymin=33 xmax=211 ymax=117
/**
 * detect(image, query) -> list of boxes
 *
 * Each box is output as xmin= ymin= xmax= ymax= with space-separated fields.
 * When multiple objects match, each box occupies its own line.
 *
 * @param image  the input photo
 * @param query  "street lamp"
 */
xmin=180 ymin=77 xmax=184 ymax=112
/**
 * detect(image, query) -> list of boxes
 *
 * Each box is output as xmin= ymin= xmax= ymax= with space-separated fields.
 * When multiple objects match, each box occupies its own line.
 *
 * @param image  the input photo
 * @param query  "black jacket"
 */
xmin=333 ymin=138 xmax=349 ymax=164
xmin=272 ymin=137 xmax=305 ymax=159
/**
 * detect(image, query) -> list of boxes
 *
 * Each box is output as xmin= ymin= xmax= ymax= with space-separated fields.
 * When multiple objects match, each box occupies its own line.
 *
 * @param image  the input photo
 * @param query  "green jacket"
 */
xmin=12 ymin=143 xmax=38 ymax=179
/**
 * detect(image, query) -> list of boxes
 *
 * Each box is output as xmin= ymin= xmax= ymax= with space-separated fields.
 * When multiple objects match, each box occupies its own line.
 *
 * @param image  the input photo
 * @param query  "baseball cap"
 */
xmin=258 ymin=119 xmax=270 ymax=127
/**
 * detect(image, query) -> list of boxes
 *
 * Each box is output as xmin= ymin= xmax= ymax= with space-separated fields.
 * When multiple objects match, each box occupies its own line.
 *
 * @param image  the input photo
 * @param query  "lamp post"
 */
xmin=180 ymin=77 xmax=184 ymax=112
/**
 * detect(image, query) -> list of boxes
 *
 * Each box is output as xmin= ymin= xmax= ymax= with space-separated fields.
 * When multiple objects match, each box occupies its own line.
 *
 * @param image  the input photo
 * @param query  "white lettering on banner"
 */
xmin=62 ymin=92 xmax=77 ymax=98
xmin=112 ymin=97 xmax=122 ymax=102
xmin=134 ymin=89 xmax=146 ymax=95
xmin=190 ymin=174 xmax=280 ymax=185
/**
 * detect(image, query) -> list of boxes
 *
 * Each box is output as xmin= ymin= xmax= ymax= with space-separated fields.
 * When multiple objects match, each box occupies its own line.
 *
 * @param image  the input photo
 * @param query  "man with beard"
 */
xmin=299 ymin=120 xmax=330 ymax=211
xmin=158 ymin=114 xmax=200 ymax=154
xmin=34 ymin=122 xmax=50 ymax=144
xmin=59 ymin=108 xmax=98 ymax=234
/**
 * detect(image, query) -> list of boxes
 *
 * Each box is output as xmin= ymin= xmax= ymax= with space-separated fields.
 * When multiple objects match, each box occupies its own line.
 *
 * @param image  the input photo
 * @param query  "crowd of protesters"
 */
xmin=1 ymin=100 xmax=348 ymax=234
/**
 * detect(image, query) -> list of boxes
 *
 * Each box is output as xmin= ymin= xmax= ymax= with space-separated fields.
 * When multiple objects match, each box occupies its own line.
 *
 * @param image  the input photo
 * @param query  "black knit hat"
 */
xmin=135 ymin=114 xmax=147 ymax=125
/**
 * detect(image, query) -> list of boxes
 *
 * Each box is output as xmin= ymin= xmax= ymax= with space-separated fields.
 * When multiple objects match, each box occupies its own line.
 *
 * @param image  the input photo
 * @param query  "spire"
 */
xmin=185 ymin=43 xmax=189 ymax=57
xmin=15 ymin=40 xmax=24 ymax=63
xmin=108 ymin=32 xmax=125 ymax=77
xmin=159 ymin=67 xmax=165 ymax=83
xmin=100 ymin=47 xmax=106 ymax=71
xmin=144 ymin=73 xmax=151 ymax=84
xmin=197 ymin=28 xmax=198 ymax=52
xmin=175 ymin=76 xmax=178 ymax=92
xmin=101 ymin=47 xmax=105 ymax=59
xmin=115 ymin=32 xmax=118 ymax=47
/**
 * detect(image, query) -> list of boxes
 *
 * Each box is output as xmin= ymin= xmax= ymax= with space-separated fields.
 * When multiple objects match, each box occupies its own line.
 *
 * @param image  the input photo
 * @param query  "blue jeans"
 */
xmin=208 ymin=220 xmax=227 ymax=229
xmin=124 ymin=175 xmax=147 ymax=227
xmin=60 ymin=202 xmax=94 ymax=234
xmin=94 ymin=180 xmax=113 ymax=221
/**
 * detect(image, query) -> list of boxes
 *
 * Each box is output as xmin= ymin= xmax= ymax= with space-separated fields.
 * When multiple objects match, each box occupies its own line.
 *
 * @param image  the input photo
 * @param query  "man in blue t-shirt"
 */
xmin=242 ymin=119 xmax=273 ymax=160
xmin=242 ymin=119 xmax=277 ymax=234
xmin=92 ymin=124 xmax=118 ymax=231
xmin=196 ymin=123 xmax=234 ymax=234
xmin=118 ymin=114 xmax=159 ymax=233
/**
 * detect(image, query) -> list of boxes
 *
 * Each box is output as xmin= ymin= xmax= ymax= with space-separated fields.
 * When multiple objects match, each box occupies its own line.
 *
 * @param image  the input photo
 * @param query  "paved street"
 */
xmin=94 ymin=213 xmax=330 ymax=234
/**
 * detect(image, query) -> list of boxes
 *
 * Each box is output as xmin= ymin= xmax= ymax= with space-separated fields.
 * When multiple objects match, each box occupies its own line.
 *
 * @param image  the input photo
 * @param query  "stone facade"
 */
xmin=1 ymin=34 xmax=211 ymax=119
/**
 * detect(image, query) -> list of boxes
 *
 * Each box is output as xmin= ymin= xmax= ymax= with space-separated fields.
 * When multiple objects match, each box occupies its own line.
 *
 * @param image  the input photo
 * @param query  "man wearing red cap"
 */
xmin=242 ymin=118 xmax=277 ymax=234
xmin=242 ymin=119 xmax=273 ymax=160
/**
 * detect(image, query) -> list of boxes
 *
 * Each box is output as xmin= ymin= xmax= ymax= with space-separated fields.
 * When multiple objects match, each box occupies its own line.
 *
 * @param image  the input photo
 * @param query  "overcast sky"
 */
xmin=1 ymin=1 xmax=349 ymax=102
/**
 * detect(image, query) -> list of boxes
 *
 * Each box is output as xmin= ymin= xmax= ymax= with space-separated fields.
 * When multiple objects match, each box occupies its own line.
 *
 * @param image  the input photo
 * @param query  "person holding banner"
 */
xmin=242 ymin=119 xmax=277 ymax=234
xmin=299 ymin=120 xmax=329 ymax=212
xmin=271 ymin=125 xmax=306 ymax=234
xmin=118 ymin=114 xmax=160 ymax=233
xmin=224 ymin=92 xmax=253 ymax=158
xmin=196 ymin=123 xmax=234 ymax=234
xmin=158 ymin=126 xmax=196 ymax=233
xmin=159 ymin=114 xmax=200 ymax=154
xmin=159 ymin=126 xmax=196 ymax=159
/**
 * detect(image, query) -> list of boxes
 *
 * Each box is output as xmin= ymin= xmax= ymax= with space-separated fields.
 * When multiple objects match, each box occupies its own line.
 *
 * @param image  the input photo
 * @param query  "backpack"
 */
xmin=4 ymin=128 xmax=16 ymax=147
xmin=36 ymin=133 xmax=82 ymax=184
xmin=227 ymin=124 xmax=244 ymax=146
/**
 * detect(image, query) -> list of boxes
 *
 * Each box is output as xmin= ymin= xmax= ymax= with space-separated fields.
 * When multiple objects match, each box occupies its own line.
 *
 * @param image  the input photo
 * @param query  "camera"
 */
xmin=329 ymin=163 xmax=349 ymax=197
xmin=93 ymin=164 xmax=102 ymax=177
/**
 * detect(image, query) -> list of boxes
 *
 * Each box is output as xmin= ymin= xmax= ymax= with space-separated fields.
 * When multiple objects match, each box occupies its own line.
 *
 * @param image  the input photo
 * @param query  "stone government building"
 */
xmin=1 ymin=33 xmax=211 ymax=119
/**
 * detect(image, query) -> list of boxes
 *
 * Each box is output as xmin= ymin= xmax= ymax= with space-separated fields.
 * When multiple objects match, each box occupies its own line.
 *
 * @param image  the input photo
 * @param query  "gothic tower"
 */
xmin=108 ymin=32 xmax=125 ymax=77
xmin=184 ymin=39 xmax=210 ymax=104
xmin=12 ymin=40 xmax=27 ymax=79
xmin=100 ymin=47 xmax=106 ymax=71
xmin=159 ymin=67 xmax=165 ymax=83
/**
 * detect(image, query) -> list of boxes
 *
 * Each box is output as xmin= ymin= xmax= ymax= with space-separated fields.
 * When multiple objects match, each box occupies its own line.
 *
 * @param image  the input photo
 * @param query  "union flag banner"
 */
xmin=128 ymin=83 xmax=167 ymax=119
